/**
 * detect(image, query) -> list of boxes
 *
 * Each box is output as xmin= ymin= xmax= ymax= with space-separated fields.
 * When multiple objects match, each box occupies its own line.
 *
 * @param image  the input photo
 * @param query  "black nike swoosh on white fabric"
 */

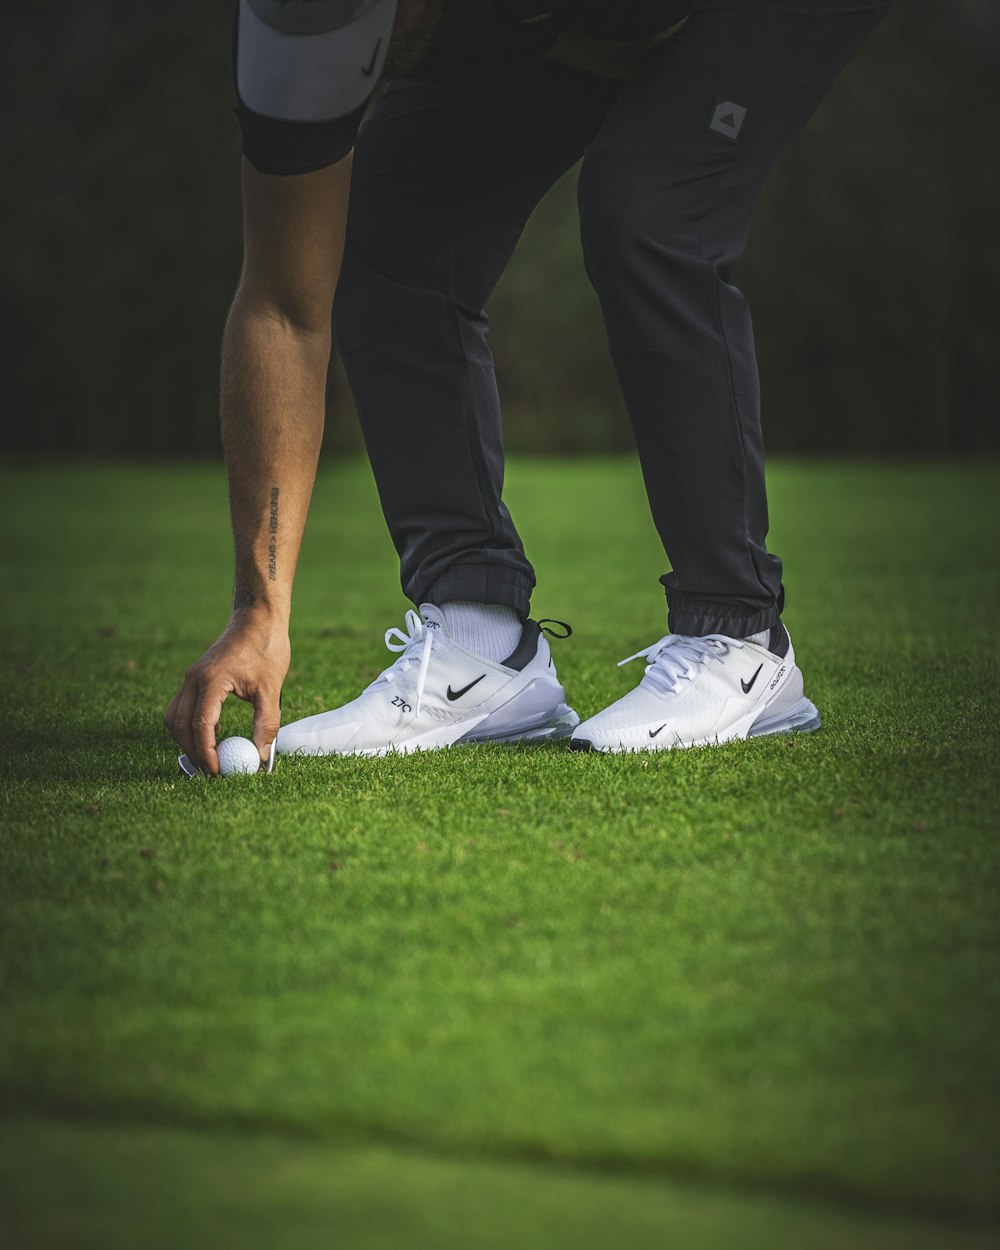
xmin=447 ymin=674 xmax=486 ymax=701
xmin=741 ymin=664 xmax=764 ymax=694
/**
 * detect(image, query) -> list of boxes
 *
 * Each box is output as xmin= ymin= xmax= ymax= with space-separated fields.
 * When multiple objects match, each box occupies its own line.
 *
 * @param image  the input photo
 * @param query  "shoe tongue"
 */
xmin=418 ymin=603 xmax=448 ymax=638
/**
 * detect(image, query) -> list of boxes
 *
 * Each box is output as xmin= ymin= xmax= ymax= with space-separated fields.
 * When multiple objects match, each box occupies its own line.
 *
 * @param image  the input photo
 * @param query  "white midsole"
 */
xmin=332 ymin=703 xmax=578 ymax=757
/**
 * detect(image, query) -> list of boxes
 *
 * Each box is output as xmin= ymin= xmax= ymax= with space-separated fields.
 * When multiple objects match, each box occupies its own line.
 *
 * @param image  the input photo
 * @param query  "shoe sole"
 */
xmin=288 ymin=704 xmax=581 ymax=758
xmin=334 ymin=707 xmax=580 ymax=756
xmin=569 ymin=696 xmax=821 ymax=754
xmin=747 ymin=696 xmax=821 ymax=738
xmin=458 ymin=706 xmax=580 ymax=746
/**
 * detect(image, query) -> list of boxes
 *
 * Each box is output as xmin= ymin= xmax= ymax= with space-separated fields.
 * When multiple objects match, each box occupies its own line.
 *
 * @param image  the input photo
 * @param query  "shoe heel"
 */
xmin=458 ymin=705 xmax=580 ymax=746
xmin=748 ymin=696 xmax=821 ymax=738
xmin=507 ymin=708 xmax=581 ymax=743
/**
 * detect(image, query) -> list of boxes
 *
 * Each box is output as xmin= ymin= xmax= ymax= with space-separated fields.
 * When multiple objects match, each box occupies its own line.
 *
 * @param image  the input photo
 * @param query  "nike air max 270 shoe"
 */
xmin=277 ymin=604 xmax=579 ymax=757
xmin=569 ymin=624 xmax=820 ymax=753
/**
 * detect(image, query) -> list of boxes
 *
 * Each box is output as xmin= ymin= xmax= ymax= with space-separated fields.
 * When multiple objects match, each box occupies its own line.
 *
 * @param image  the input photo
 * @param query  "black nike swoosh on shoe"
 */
xmin=648 ymin=724 xmax=667 ymax=739
xmin=361 ymin=37 xmax=382 ymax=77
xmin=741 ymin=664 xmax=764 ymax=694
xmin=447 ymin=674 xmax=486 ymax=702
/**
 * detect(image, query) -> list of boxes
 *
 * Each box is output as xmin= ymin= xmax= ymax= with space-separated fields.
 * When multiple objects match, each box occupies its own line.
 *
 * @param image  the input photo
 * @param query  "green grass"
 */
xmin=1 ymin=459 xmax=999 ymax=1248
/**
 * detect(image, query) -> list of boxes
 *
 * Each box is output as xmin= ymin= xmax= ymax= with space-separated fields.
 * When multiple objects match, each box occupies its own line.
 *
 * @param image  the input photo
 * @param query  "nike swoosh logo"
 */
xmin=361 ymin=37 xmax=382 ymax=77
xmin=447 ymin=674 xmax=486 ymax=702
xmin=648 ymin=724 xmax=667 ymax=739
xmin=741 ymin=664 xmax=764 ymax=694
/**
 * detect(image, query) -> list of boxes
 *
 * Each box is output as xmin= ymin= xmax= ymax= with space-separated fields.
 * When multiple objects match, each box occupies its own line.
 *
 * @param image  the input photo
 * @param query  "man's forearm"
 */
xmin=220 ymin=294 xmax=330 ymax=624
xmin=165 ymin=157 xmax=350 ymax=771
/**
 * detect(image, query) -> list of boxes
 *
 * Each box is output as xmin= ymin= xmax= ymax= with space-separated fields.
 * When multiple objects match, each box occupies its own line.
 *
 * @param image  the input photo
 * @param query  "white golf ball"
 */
xmin=216 ymin=736 xmax=262 ymax=777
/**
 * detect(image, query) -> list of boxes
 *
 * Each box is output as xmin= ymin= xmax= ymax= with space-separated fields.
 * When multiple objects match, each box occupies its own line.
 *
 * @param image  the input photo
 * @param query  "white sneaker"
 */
xmin=277 ymin=604 xmax=579 ymax=757
xmin=569 ymin=624 xmax=820 ymax=753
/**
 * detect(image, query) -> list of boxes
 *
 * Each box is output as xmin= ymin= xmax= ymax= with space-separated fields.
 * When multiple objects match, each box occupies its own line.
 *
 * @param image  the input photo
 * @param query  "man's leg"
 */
xmin=335 ymin=69 xmax=618 ymax=617
xmin=276 ymin=67 xmax=619 ymax=757
xmin=578 ymin=0 xmax=893 ymax=638
xmin=571 ymin=0 xmax=892 ymax=752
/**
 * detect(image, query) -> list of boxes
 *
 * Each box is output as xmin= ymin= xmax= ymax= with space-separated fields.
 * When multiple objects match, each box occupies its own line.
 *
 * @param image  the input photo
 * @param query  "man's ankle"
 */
xmin=440 ymin=601 xmax=523 ymax=663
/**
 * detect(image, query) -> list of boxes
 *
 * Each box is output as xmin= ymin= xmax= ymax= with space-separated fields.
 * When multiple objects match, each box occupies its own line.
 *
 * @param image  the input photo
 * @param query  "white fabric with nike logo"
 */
xmin=277 ymin=604 xmax=578 ymax=756
xmin=571 ymin=629 xmax=820 ymax=753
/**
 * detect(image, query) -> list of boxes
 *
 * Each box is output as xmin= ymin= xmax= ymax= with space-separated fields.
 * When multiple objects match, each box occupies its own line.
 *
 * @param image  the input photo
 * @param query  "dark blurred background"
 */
xmin=4 ymin=0 xmax=998 ymax=458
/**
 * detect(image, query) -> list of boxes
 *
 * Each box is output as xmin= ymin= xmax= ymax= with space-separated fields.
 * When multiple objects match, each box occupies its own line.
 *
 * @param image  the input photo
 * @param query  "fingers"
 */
xmin=165 ymin=677 xmax=199 ymax=767
xmin=164 ymin=689 xmax=181 ymax=730
xmin=251 ymin=686 xmax=282 ymax=764
xmin=192 ymin=682 xmax=228 ymax=775
xmin=166 ymin=621 xmax=290 ymax=776
xmin=164 ymin=668 xmax=228 ymax=775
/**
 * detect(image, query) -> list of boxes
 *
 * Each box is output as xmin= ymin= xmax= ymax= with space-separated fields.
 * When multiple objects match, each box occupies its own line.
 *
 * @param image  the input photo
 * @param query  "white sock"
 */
xmin=746 ymin=624 xmax=787 ymax=656
xmin=441 ymin=601 xmax=523 ymax=663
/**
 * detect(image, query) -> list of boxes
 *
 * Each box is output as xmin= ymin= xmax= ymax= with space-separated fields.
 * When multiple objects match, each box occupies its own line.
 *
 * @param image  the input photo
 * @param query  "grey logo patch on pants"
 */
xmin=707 ymin=99 xmax=747 ymax=142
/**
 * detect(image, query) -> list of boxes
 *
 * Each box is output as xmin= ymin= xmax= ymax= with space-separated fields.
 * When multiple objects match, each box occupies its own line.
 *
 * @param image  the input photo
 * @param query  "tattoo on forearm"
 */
xmin=233 ymin=587 xmax=257 ymax=612
xmin=268 ymin=486 xmax=279 ymax=581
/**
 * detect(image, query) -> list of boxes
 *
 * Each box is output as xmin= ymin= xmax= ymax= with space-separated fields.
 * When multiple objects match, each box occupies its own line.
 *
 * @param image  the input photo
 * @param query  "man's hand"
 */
xmin=164 ymin=611 xmax=290 ymax=775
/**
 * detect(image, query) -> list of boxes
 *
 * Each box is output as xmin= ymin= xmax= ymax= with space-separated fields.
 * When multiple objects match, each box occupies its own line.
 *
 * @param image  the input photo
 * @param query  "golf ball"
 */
xmin=216 ymin=736 xmax=262 ymax=777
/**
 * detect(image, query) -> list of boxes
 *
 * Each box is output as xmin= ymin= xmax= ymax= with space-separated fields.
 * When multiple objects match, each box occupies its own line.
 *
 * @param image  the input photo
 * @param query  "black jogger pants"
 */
xmin=333 ymin=0 xmax=892 ymax=635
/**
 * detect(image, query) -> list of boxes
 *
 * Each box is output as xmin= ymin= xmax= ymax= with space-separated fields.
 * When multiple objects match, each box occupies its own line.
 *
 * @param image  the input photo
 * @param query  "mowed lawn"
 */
xmin=1 ymin=460 xmax=998 ymax=1249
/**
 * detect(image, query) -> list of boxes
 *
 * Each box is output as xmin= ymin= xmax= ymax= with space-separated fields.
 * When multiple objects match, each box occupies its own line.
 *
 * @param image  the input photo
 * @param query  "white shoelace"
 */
xmin=379 ymin=608 xmax=437 ymax=716
xmin=618 ymin=633 xmax=742 ymax=697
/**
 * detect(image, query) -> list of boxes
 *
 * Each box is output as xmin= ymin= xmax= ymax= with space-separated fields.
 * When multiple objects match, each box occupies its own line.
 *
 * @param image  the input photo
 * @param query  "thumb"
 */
xmin=252 ymin=688 xmax=282 ymax=765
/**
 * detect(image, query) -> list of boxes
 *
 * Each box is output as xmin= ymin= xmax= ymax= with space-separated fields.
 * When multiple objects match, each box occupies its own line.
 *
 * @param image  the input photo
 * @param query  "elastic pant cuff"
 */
xmin=664 ymin=584 xmax=785 ymax=639
xmin=420 ymin=566 xmax=534 ymax=619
